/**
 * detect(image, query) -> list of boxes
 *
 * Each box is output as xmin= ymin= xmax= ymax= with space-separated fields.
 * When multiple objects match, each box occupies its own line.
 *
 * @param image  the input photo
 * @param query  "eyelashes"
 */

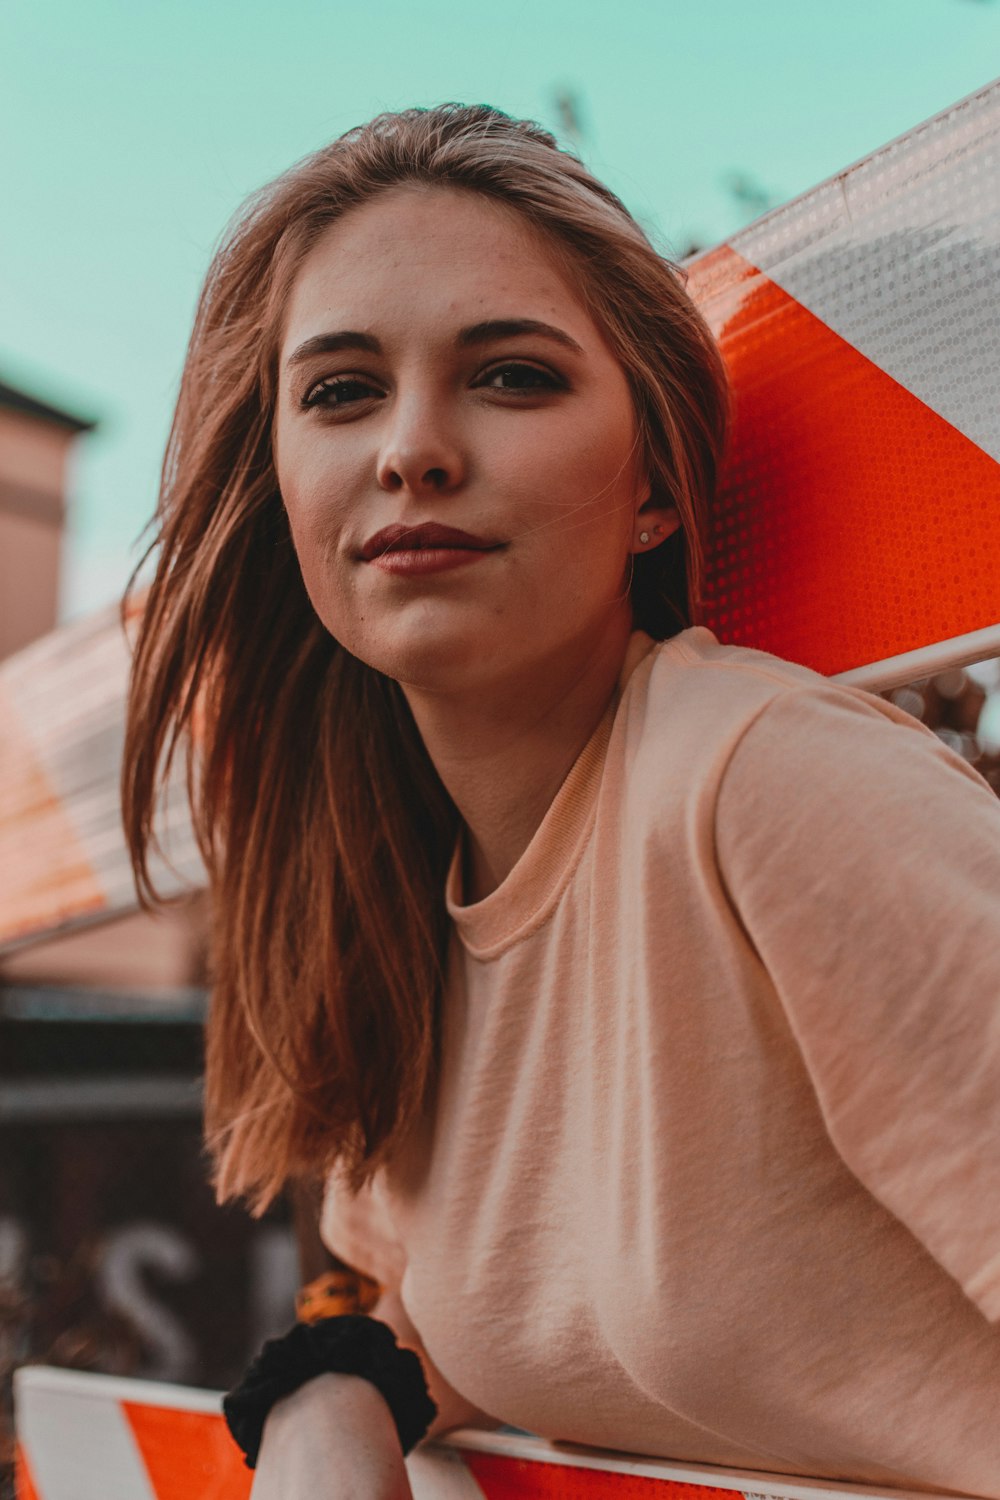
xmin=474 ymin=362 xmax=566 ymax=394
xmin=301 ymin=375 xmax=379 ymax=410
xmin=300 ymin=361 xmax=567 ymax=411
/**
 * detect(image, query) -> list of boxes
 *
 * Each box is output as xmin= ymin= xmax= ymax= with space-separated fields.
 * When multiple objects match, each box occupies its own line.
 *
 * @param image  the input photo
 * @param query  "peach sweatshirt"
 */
xmin=322 ymin=627 xmax=1000 ymax=1496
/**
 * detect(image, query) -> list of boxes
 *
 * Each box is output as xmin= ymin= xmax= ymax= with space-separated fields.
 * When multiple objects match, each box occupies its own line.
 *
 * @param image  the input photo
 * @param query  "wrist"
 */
xmin=252 ymin=1372 xmax=413 ymax=1499
xmin=263 ymin=1372 xmax=401 ymax=1455
xmin=224 ymin=1315 xmax=437 ymax=1468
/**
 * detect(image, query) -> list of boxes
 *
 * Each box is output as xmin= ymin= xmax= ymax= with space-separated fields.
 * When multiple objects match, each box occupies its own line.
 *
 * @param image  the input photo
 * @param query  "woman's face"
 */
xmin=272 ymin=183 xmax=673 ymax=695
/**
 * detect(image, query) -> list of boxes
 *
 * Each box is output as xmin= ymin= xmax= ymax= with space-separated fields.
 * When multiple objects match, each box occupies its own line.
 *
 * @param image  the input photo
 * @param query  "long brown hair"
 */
xmin=122 ymin=104 xmax=729 ymax=1212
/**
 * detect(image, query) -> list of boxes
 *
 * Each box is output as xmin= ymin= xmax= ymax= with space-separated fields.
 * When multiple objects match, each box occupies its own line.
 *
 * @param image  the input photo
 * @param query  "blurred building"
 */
xmin=0 ymin=378 xmax=94 ymax=663
xmin=0 ymin=371 xmax=210 ymax=999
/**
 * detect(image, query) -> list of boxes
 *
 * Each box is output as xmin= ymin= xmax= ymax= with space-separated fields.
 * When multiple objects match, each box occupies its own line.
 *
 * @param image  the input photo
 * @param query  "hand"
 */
xmin=250 ymin=1372 xmax=415 ymax=1500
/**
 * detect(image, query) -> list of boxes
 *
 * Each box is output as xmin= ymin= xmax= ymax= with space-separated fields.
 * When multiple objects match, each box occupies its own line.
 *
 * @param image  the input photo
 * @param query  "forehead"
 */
xmin=280 ymin=184 xmax=596 ymax=353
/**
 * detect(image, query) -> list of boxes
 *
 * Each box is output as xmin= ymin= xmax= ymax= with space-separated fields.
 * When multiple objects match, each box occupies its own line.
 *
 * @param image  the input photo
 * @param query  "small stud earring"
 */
xmin=653 ymin=524 xmax=666 ymax=536
xmin=639 ymin=530 xmax=650 ymax=544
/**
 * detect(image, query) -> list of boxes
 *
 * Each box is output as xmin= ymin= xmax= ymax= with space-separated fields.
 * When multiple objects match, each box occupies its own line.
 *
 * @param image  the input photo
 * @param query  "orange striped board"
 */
xmin=690 ymin=76 xmax=1000 ymax=683
xmin=12 ymin=1367 xmax=976 ymax=1500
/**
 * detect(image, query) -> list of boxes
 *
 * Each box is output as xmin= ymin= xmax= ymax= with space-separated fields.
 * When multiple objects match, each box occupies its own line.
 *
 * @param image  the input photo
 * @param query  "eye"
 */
xmin=475 ymin=362 xmax=565 ymax=394
xmin=301 ymin=375 xmax=383 ymax=410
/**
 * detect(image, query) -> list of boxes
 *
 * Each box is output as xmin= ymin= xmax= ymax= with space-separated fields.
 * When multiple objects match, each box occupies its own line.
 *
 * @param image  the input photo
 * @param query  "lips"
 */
xmin=360 ymin=522 xmax=503 ymax=561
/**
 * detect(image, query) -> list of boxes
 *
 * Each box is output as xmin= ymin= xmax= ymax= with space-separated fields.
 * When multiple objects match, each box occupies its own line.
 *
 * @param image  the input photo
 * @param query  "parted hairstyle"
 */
xmin=122 ymin=103 xmax=730 ymax=1213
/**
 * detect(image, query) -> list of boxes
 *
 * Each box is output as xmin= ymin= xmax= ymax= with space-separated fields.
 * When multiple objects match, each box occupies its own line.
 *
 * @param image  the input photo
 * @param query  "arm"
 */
xmin=715 ymin=682 xmax=1000 ymax=1321
xmin=251 ymin=1372 xmax=413 ymax=1500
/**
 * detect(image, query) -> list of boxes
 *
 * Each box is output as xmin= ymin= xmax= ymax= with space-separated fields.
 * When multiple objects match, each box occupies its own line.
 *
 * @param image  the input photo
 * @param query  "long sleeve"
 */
xmin=714 ymin=682 xmax=1000 ymax=1321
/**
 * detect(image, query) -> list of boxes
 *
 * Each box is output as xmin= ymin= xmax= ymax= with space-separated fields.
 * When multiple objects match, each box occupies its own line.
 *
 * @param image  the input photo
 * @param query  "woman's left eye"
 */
xmin=476 ymin=362 xmax=564 ymax=393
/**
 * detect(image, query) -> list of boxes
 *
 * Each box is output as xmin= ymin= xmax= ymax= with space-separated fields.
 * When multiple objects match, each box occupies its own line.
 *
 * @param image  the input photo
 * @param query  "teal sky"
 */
xmin=3 ymin=0 xmax=999 ymax=618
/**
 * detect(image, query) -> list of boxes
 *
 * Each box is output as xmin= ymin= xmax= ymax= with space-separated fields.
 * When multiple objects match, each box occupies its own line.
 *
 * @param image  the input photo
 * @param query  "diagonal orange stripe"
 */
xmin=688 ymin=245 xmax=1000 ymax=677
xmin=14 ymin=1442 xmax=41 ymax=1500
xmin=122 ymin=1404 xmax=251 ymax=1500
xmin=463 ymin=1451 xmax=740 ymax=1500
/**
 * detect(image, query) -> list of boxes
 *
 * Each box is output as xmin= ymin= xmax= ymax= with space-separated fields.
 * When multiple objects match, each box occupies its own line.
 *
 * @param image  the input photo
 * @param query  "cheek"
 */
xmin=515 ymin=419 xmax=639 ymax=570
xmin=283 ymin=488 xmax=333 ymax=590
xmin=492 ymin=411 xmax=637 ymax=520
xmin=275 ymin=445 xmax=356 ymax=619
xmin=276 ymin=430 xmax=345 ymax=541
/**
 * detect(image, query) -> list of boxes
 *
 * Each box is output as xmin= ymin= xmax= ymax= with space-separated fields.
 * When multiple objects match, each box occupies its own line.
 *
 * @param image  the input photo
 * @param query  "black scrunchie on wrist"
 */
xmin=222 ymin=1314 xmax=438 ymax=1468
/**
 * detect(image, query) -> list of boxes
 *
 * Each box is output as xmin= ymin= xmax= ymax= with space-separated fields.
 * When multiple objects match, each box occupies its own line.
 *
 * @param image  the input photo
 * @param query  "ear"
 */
xmin=631 ymin=489 xmax=682 ymax=553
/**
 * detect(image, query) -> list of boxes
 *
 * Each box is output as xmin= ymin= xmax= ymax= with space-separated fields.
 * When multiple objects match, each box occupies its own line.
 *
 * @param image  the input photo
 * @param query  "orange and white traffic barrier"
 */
xmin=13 ymin=1366 xmax=968 ymax=1500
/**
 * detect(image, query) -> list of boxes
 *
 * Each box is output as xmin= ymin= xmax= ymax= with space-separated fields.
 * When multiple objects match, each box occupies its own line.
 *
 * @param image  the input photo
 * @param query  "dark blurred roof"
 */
xmin=0 ymin=376 xmax=96 ymax=433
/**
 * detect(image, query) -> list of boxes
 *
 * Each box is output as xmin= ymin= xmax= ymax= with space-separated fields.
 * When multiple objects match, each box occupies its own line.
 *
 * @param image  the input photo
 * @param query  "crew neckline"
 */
xmin=444 ymin=629 xmax=662 ymax=960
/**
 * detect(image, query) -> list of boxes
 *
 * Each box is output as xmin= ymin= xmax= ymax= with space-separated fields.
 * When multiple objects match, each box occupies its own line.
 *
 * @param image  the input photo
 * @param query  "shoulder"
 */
xmin=618 ymin=626 xmax=996 ymax=827
xmin=622 ymin=626 xmax=861 ymax=753
xmin=619 ymin=624 xmax=919 ymax=764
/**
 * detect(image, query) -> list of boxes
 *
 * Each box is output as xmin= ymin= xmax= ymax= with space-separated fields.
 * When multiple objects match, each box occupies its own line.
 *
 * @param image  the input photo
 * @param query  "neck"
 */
xmin=401 ymin=611 xmax=637 ymax=904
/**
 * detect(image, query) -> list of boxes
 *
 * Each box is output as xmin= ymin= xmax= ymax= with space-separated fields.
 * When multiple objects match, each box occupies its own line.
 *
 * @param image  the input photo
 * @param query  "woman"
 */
xmin=123 ymin=105 xmax=1000 ymax=1498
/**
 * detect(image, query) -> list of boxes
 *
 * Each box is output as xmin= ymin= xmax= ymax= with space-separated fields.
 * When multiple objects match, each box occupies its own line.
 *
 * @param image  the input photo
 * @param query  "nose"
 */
xmin=375 ymin=393 xmax=466 ymax=496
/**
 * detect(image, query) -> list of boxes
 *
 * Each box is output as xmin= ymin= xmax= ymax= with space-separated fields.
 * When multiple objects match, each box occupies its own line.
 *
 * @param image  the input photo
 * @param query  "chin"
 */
xmin=335 ymin=610 xmax=512 ymax=696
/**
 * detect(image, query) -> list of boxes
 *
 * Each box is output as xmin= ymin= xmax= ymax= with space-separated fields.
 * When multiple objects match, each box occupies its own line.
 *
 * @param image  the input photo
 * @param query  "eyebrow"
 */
xmin=285 ymin=330 xmax=381 ymax=369
xmin=284 ymin=317 xmax=584 ymax=372
xmin=456 ymin=319 xmax=584 ymax=355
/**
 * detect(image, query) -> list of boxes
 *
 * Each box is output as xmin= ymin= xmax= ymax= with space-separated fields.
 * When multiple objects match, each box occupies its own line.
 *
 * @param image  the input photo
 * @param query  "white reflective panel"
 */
xmin=737 ymin=80 xmax=1000 ymax=463
xmin=17 ymin=1378 xmax=158 ymax=1500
